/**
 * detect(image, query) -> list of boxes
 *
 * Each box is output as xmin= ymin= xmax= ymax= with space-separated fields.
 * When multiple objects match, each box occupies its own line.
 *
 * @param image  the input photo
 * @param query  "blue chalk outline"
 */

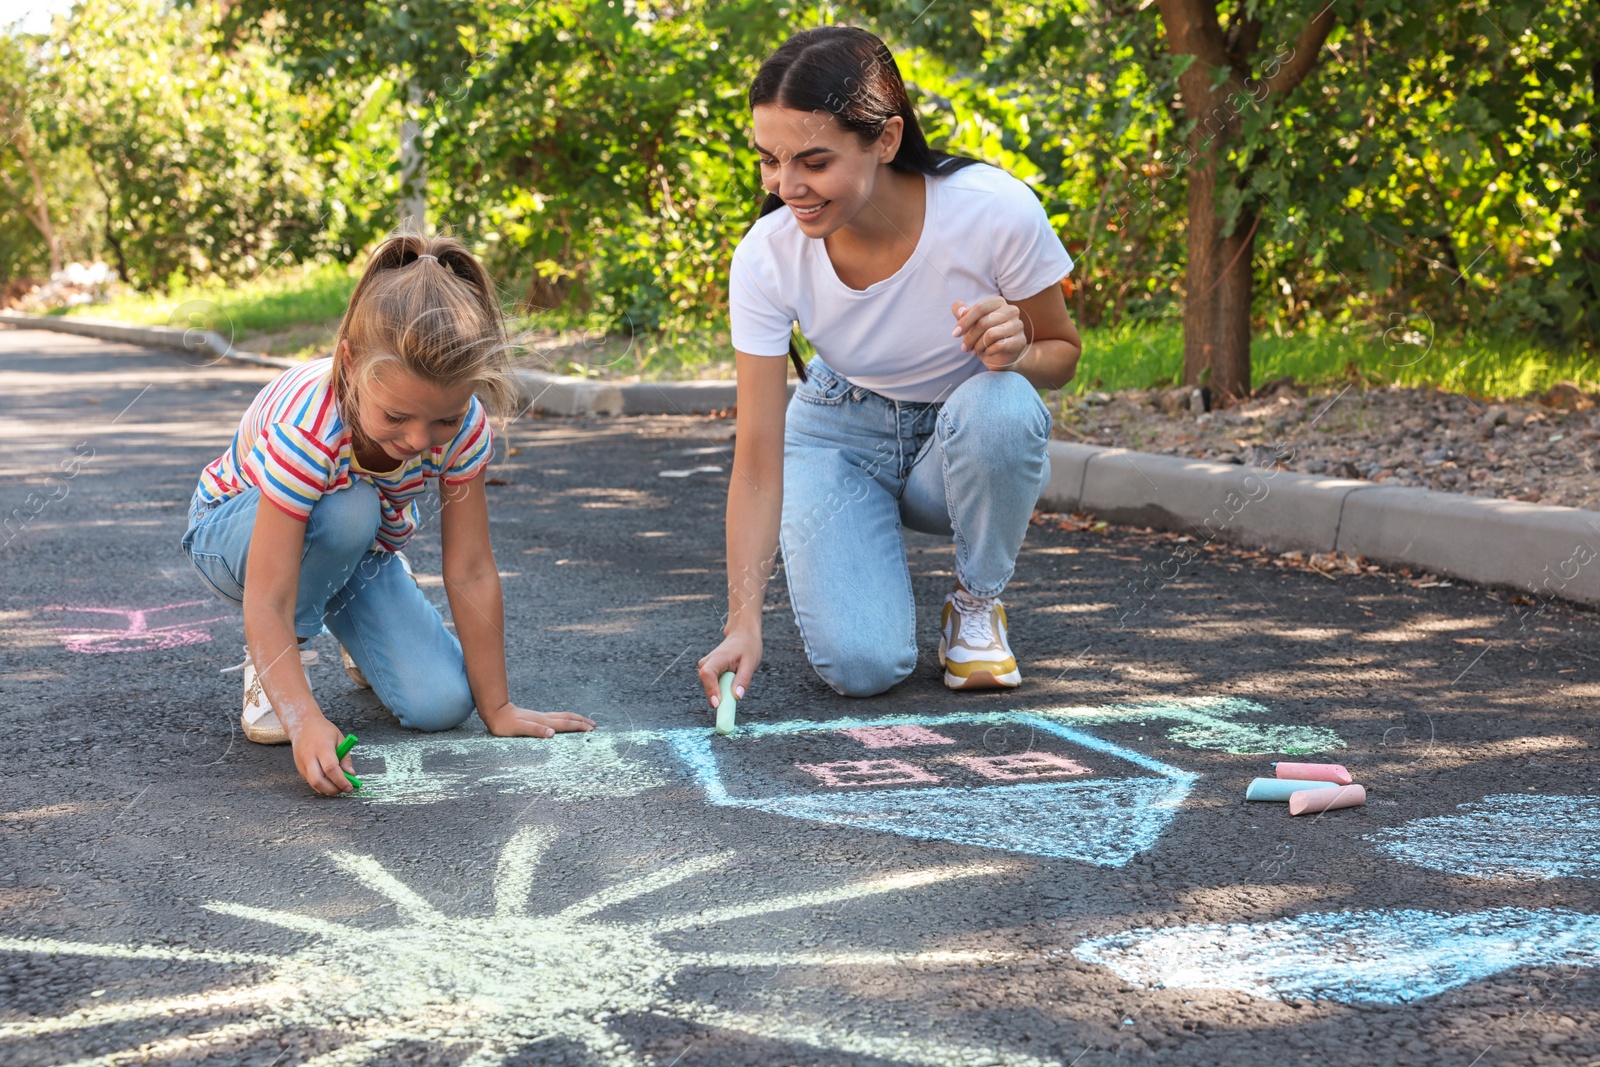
xmin=660 ymin=711 xmax=1197 ymax=866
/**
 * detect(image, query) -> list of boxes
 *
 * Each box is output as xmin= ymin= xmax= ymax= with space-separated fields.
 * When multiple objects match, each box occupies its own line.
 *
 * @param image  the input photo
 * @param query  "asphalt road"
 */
xmin=2 ymin=327 xmax=1598 ymax=1067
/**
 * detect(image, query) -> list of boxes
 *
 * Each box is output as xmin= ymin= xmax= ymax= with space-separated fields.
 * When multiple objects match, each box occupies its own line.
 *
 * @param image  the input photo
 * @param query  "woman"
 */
xmin=698 ymin=26 xmax=1081 ymax=705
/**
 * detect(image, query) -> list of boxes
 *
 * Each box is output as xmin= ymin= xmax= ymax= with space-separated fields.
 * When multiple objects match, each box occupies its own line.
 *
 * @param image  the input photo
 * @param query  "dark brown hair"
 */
xmin=750 ymin=26 xmax=978 ymax=378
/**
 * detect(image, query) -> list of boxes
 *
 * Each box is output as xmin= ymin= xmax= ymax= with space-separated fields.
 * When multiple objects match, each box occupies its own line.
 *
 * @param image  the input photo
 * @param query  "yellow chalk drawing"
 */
xmin=0 ymin=833 xmax=1059 ymax=1067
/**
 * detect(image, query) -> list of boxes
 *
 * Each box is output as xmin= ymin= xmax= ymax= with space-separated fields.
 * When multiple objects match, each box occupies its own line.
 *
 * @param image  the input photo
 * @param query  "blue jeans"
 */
xmin=180 ymin=481 xmax=475 ymax=731
xmin=780 ymin=358 xmax=1052 ymax=697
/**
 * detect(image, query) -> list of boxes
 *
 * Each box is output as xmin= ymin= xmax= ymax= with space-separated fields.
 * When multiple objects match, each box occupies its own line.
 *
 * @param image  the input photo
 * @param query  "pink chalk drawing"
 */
xmin=796 ymin=759 xmax=943 ymax=789
xmin=839 ymin=724 xmax=959 ymax=749
xmin=43 ymin=601 xmax=229 ymax=654
xmin=951 ymin=752 xmax=1092 ymax=781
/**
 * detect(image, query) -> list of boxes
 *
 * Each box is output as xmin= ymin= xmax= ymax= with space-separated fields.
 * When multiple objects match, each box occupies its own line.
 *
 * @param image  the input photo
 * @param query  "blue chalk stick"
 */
xmin=1246 ymin=777 xmax=1340 ymax=802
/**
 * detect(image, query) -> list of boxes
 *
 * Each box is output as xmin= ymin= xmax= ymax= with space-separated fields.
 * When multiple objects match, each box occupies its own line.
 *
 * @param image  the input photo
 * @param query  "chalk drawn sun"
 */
xmin=0 ymin=831 xmax=1052 ymax=1067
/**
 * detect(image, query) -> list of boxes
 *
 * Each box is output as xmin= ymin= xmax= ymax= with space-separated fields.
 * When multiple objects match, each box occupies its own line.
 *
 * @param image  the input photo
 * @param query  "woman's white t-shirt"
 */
xmin=729 ymin=162 xmax=1074 ymax=403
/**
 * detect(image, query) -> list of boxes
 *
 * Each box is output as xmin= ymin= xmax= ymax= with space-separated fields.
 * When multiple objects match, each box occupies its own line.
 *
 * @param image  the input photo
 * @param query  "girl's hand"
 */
xmin=952 ymin=297 xmax=1028 ymax=370
xmin=291 ymin=717 xmax=357 ymax=796
xmin=697 ymin=629 xmax=761 ymax=712
xmin=483 ymin=702 xmax=597 ymax=738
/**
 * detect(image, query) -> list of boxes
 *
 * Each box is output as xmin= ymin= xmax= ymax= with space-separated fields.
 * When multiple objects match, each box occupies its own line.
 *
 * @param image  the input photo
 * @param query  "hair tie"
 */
xmin=414 ymin=253 xmax=439 ymax=262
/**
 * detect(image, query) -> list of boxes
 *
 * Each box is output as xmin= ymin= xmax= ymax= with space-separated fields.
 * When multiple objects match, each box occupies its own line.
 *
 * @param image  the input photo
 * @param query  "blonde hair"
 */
xmin=332 ymin=233 xmax=519 ymax=436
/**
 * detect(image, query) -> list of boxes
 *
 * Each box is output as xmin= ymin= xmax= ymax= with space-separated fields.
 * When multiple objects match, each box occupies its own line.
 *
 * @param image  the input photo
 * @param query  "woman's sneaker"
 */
xmin=339 ymin=644 xmax=371 ymax=689
xmin=939 ymin=589 xmax=1021 ymax=690
xmin=221 ymin=646 xmax=319 ymax=744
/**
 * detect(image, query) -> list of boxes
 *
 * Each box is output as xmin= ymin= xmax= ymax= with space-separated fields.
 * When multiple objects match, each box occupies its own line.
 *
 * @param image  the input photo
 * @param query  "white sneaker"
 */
xmin=221 ymin=646 xmax=318 ymax=744
xmin=939 ymin=589 xmax=1021 ymax=690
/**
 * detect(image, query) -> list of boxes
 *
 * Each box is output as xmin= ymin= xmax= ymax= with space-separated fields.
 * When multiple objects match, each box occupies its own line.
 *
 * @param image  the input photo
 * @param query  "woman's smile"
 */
xmin=789 ymin=199 xmax=830 ymax=220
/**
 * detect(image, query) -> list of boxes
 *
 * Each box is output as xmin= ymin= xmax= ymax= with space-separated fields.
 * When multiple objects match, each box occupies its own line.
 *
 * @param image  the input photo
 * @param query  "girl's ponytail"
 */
xmin=334 ymin=232 xmax=518 ymax=427
xmin=750 ymin=26 xmax=979 ymax=383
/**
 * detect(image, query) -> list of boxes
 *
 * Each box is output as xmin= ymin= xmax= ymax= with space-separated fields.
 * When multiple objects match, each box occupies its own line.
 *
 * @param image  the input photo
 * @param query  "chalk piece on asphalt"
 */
xmin=1246 ymin=777 xmax=1340 ymax=802
xmin=715 ymin=672 xmax=737 ymax=735
xmin=1289 ymin=784 xmax=1366 ymax=816
xmin=1274 ymin=761 xmax=1353 ymax=786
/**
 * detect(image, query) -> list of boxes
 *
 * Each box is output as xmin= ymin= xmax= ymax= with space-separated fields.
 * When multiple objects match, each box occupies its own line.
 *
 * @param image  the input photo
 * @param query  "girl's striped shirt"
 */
xmin=196 ymin=359 xmax=491 ymax=552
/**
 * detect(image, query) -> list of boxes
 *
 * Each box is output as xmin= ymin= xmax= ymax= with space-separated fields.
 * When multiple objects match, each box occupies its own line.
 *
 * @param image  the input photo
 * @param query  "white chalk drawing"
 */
xmin=345 ymin=698 xmax=1340 ymax=809
xmin=353 ymin=733 xmax=670 ymax=806
xmin=665 ymin=712 xmax=1198 ymax=866
xmin=1074 ymin=907 xmax=1600 ymax=1005
xmin=1364 ymin=794 xmax=1600 ymax=882
xmin=44 ymin=601 xmax=228 ymax=653
xmin=0 ymin=837 xmax=1060 ymax=1067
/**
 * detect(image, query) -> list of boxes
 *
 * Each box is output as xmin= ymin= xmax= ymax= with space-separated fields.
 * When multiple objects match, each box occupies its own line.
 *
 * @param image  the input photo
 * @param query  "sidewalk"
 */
xmin=5 ymin=309 xmax=1596 ymax=609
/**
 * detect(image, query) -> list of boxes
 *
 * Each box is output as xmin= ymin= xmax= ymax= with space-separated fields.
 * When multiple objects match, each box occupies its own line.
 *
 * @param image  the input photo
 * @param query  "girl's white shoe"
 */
xmin=221 ymin=646 xmax=319 ymax=745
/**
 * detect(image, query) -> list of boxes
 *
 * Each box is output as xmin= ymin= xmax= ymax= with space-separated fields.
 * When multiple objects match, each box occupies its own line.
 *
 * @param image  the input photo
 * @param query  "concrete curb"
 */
xmin=0 ymin=310 xmax=299 ymax=370
xmin=1041 ymin=441 xmax=1600 ymax=608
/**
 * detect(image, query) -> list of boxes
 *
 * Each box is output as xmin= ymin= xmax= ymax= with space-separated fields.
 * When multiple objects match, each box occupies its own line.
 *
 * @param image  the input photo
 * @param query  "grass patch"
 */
xmin=1068 ymin=320 xmax=1600 ymax=399
xmin=61 ymin=263 xmax=358 ymax=351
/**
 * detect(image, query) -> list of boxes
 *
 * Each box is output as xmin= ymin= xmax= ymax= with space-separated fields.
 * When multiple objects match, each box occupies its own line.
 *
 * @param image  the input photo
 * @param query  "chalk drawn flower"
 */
xmin=0 ymin=835 xmax=1055 ymax=1066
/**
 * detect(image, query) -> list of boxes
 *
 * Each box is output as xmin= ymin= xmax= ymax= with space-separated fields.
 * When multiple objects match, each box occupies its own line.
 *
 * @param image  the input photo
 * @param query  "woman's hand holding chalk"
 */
xmin=715 ymin=672 xmax=737 ymax=735
xmin=335 ymin=733 xmax=362 ymax=790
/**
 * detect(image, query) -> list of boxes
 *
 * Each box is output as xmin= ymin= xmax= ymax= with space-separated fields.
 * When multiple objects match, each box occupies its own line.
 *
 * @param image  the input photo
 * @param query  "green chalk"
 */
xmin=716 ymin=672 xmax=737 ymax=735
xmin=336 ymin=733 xmax=361 ymax=789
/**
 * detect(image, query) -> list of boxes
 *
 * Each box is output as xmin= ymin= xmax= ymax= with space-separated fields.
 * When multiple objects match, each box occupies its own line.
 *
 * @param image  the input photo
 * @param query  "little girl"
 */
xmin=698 ymin=26 xmax=1082 ymax=704
xmin=182 ymin=233 xmax=594 ymax=796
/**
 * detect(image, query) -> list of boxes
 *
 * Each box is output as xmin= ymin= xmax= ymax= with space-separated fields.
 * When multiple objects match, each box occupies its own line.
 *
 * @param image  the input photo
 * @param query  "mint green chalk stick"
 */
xmin=1246 ymin=777 xmax=1338 ymax=802
xmin=716 ymin=672 xmax=737 ymax=735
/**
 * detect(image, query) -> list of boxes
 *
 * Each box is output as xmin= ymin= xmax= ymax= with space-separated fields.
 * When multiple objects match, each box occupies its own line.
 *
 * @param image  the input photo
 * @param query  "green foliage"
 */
xmin=4 ymin=0 xmax=1599 ymax=394
xmin=29 ymin=0 xmax=375 ymax=289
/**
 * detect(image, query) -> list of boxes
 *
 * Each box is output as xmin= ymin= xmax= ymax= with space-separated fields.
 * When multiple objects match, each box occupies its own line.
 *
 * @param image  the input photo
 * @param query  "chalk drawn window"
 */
xmin=951 ymin=753 xmax=1092 ymax=781
xmin=839 ymin=725 xmax=959 ymax=749
xmin=796 ymin=759 xmax=942 ymax=788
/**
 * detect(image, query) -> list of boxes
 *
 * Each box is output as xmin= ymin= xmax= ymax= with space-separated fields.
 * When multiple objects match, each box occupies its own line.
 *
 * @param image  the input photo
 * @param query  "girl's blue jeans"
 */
xmin=780 ymin=357 xmax=1052 ymax=698
xmin=180 ymin=480 xmax=474 ymax=731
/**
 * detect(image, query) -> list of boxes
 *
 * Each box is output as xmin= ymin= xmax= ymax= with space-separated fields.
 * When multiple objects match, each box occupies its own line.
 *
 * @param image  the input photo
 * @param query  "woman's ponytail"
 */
xmin=334 ymin=232 xmax=518 ymax=425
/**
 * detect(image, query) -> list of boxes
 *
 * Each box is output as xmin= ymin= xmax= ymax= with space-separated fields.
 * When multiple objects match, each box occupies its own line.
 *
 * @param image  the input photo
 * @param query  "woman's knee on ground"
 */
xmin=384 ymin=668 xmax=475 ymax=732
xmin=814 ymin=646 xmax=917 ymax=698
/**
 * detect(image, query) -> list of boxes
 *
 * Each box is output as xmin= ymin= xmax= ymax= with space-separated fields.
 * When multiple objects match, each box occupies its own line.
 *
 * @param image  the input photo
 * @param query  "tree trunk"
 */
xmin=399 ymin=80 xmax=426 ymax=235
xmin=16 ymin=136 xmax=60 ymax=275
xmin=1180 ymin=140 xmax=1256 ymax=400
xmin=1581 ymin=56 xmax=1600 ymax=320
xmin=87 ymin=162 xmax=132 ymax=287
xmin=1157 ymin=0 xmax=1336 ymax=399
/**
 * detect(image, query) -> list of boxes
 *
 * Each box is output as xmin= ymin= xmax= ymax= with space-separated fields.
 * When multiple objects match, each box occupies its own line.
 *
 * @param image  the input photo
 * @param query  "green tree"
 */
xmin=0 ymin=33 xmax=60 ymax=275
xmin=35 ymin=0 xmax=331 ymax=288
xmin=1153 ymin=0 xmax=1337 ymax=399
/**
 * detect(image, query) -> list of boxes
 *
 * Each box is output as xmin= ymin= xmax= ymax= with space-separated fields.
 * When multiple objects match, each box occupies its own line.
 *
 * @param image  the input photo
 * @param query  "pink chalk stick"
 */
xmin=1289 ymin=784 xmax=1366 ymax=816
xmin=1274 ymin=761 xmax=1352 ymax=786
